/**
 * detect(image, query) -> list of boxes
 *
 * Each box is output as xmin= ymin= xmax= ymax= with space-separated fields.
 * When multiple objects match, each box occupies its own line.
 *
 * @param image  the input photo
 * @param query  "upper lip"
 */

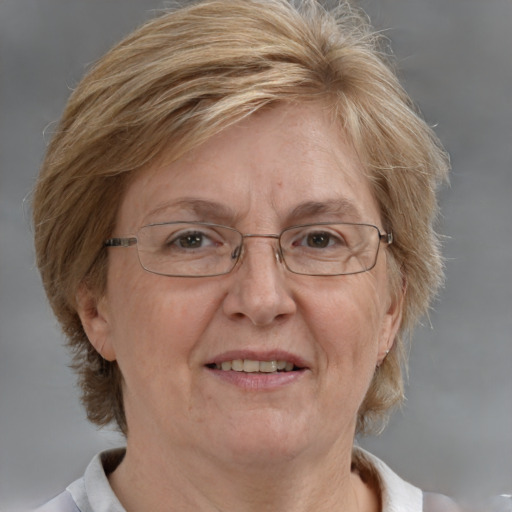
xmin=205 ymin=350 xmax=310 ymax=369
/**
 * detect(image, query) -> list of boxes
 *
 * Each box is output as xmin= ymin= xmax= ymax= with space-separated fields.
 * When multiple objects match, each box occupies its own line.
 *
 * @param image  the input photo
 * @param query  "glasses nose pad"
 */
xmin=231 ymin=244 xmax=243 ymax=262
xmin=275 ymin=247 xmax=283 ymax=264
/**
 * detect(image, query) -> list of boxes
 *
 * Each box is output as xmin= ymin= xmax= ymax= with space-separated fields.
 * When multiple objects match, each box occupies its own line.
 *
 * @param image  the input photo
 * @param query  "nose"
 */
xmin=222 ymin=237 xmax=296 ymax=326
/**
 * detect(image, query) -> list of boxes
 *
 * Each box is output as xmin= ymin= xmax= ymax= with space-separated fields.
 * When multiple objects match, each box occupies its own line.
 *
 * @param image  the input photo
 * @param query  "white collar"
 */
xmin=353 ymin=446 xmax=423 ymax=512
xmin=68 ymin=447 xmax=423 ymax=512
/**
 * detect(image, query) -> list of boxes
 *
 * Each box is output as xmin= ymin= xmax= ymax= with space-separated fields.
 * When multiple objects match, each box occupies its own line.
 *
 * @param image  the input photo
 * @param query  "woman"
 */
xmin=32 ymin=0 xmax=455 ymax=510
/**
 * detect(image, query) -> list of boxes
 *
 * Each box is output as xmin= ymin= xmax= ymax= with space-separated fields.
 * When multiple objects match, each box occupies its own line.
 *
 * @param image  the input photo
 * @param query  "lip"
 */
xmin=204 ymin=350 xmax=310 ymax=390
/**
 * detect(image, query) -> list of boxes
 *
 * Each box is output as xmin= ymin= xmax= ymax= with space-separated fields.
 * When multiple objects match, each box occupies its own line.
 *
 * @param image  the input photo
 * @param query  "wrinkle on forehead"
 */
xmin=116 ymin=102 xmax=381 ymax=234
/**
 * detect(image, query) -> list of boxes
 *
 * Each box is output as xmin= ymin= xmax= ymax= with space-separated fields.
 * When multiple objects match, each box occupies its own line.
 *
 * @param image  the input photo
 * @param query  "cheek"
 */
xmin=107 ymin=269 xmax=220 ymax=366
xmin=295 ymin=277 xmax=387 ymax=434
xmin=302 ymin=276 xmax=386 ymax=368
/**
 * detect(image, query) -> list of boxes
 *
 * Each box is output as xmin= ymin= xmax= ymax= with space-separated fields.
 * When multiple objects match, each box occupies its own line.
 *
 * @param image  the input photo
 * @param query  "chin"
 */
xmin=205 ymin=409 xmax=327 ymax=466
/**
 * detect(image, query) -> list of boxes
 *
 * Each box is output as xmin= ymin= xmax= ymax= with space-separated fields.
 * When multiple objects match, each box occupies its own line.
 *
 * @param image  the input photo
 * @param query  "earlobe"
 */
xmin=75 ymin=283 xmax=116 ymax=361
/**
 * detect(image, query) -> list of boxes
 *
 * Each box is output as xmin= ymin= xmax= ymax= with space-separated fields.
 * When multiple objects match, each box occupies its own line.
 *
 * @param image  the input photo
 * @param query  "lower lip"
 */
xmin=206 ymin=368 xmax=307 ymax=390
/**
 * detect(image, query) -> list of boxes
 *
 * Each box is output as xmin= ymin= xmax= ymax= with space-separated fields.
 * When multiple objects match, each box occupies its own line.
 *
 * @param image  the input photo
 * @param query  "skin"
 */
xmin=78 ymin=102 xmax=402 ymax=512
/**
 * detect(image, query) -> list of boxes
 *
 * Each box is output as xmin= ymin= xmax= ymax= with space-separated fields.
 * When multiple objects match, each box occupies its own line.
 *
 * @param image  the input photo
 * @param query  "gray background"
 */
xmin=1 ymin=1 xmax=511 ymax=510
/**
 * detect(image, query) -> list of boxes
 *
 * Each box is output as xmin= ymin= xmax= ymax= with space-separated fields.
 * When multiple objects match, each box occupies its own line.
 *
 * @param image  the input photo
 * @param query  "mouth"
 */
xmin=206 ymin=359 xmax=302 ymax=373
xmin=204 ymin=352 xmax=308 ymax=389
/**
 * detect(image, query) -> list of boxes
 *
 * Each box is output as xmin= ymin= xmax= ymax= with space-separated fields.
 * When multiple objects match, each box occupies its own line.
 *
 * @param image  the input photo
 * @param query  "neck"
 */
xmin=108 ymin=437 xmax=379 ymax=512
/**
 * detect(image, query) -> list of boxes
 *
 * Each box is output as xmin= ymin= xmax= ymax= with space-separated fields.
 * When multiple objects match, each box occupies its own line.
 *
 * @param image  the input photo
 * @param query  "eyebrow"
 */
xmin=286 ymin=199 xmax=364 ymax=224
xmin=144 ymin=197 xmax=364 ymax=227
xmin=144 ymin=198 xmax=238 ymax=225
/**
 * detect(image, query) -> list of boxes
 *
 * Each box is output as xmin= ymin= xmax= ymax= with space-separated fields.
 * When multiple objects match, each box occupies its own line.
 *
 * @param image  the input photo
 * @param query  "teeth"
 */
xmin=259 ymin=360 xmax=277 ymax=373
xmin=221 ymin=361 xmax=232 ymax=371
xmin=276 ymin=360 xmax=287 ymax=370
xmin=243 ymin=359 xmax=260 ymax=372
xmin=214 ymin=359 xmax=296 ymax=373
xmin=232 ymin=359 xmax=244 ymax=371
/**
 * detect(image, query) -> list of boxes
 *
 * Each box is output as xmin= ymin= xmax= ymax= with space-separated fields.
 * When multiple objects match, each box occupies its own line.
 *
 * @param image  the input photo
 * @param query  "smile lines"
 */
xmin=207 ymin=359 xmax=297 ymax=373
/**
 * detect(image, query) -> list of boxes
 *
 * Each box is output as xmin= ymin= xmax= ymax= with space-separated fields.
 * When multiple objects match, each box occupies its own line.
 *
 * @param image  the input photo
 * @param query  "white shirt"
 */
xmin=35 ymin=447 xmax=458 ymax=511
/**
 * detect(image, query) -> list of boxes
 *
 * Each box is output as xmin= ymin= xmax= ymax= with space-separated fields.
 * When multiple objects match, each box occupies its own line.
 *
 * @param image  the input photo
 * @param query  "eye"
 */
xmin=170 ymin=230 xmax=218 ymax=249
xmin=306 ymin=232 xmax=335 ymax=248
xmin=175 ymin=231 xmax=207 ymax=248
xmin=293 ymin=229 xmax=346 ymax=249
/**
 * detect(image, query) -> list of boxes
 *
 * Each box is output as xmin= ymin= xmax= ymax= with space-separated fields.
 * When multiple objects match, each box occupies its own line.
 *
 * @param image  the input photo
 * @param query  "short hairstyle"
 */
xmin=33 ymin=0 xmax=449 ymax=435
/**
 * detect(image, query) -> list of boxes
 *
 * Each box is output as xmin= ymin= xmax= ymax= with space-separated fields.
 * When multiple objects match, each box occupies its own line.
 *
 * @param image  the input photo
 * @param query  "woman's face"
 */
xmin=81 ymin=103 xmax=402 ymax=467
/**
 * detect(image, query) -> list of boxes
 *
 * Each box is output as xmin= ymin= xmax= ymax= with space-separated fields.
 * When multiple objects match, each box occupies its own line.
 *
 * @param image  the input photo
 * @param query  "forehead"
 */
xmin=116 ymin=103 xmax=380 ymax=231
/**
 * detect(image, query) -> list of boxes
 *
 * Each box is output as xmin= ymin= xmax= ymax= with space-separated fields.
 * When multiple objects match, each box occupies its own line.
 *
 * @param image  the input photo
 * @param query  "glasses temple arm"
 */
xmin=104 ymin=237 xmax=137 ymax=247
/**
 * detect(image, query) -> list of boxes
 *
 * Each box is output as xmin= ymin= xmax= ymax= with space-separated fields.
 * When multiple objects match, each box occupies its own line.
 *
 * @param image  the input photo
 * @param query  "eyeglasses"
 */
xmin=104 ymin=221 xmax=393 ymax=277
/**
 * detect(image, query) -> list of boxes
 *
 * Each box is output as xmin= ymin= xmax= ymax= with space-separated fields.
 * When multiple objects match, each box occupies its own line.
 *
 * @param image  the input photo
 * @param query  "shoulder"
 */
xmin=352 ymin=446 xmax=462 ymax=512
xmin=33 ymin=448 xmax=126 ymax=512
xmin=423 ymin=492 xmax=464 ymax=512
xmin=32 ymin=490 xmax=80 ymax=512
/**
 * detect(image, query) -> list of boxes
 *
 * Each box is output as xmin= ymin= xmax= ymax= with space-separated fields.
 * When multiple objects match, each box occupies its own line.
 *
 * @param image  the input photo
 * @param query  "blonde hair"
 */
xmin=33 ymin=0 xmax=449 ymax=435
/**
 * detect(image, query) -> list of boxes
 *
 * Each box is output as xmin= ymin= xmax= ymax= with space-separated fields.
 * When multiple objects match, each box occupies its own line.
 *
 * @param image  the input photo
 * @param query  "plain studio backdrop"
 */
xmin=1 ymin=1 xmax=511 ymax=510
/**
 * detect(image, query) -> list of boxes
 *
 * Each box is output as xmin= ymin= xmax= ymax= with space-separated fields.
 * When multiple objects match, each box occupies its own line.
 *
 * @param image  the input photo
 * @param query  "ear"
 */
xmin=75 ymin=283 xmax=116 ymax=361
xmin=377 ymin=281 xmax=405 ymax=365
